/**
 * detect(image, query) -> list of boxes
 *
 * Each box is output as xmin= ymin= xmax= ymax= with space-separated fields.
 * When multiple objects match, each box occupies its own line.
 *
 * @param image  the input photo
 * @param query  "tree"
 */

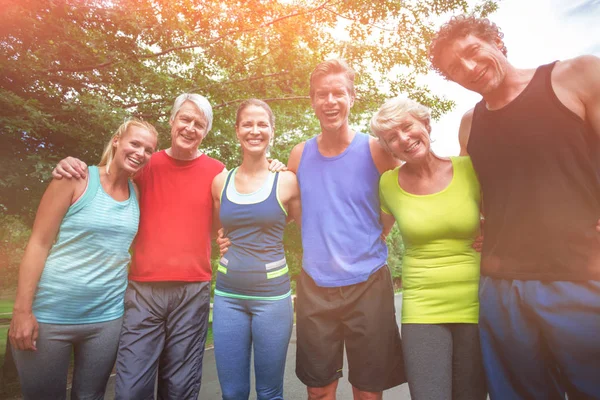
xmin=0 ymin=0 xmax=498 ymax=288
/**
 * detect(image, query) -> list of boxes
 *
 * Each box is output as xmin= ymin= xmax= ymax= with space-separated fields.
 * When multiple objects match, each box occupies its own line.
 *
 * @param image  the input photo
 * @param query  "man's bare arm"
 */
xmin=287 ymin=142 xmax=306 ymax=173
xmin=458 ymin=108 xmax=474 ymax=156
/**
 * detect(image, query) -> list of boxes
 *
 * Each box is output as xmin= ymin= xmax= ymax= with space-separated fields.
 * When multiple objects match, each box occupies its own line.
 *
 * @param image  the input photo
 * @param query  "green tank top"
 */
xmin=379 ymin=156 xmax=481 ymax=323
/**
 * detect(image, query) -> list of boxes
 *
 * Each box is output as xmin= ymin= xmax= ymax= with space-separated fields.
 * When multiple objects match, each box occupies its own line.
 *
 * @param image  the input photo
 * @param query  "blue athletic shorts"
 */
xmin=478 ymin=276 xmax=600 ymax=399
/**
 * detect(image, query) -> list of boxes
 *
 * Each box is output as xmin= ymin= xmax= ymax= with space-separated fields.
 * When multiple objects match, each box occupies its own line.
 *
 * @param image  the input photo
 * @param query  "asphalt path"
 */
xmin=100 ymin=294 xmax=409 ymax=399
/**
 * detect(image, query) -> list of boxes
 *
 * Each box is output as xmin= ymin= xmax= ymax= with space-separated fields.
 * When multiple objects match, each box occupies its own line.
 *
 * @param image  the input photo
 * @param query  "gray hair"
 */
xmin=170 ymin=93 xmax=213 ymax=136
xmin=370 ymin=97 xmax=431 ymax=141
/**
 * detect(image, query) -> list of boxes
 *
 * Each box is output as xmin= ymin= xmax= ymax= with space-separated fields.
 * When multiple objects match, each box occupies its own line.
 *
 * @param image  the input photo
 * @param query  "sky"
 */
xmin=426 ymin=0 xmax=600 ymax=156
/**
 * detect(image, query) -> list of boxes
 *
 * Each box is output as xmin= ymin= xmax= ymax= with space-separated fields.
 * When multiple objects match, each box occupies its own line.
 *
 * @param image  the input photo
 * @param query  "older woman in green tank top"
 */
xmin=371 ymin=97 xmax=486 ymax=400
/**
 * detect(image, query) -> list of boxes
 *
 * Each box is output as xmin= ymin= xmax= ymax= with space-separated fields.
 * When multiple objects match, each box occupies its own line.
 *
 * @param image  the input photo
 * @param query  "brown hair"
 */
xmin=235 ymin=99 xmax=275 ymax=128
xmin=429 ymin=15 xmax=507 ymax=77
xmin=309 ymin=59 xmax=356 ymax=98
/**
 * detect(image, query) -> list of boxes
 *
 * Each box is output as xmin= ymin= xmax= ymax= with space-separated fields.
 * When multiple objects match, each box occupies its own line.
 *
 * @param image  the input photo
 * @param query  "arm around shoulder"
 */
xmin=287 ymin=141 xmax=306 ymax=173
xmin=458 ymin=108 xmax=474 ymax=156
xmin=369 ymin=136 xmax=401 ymax=174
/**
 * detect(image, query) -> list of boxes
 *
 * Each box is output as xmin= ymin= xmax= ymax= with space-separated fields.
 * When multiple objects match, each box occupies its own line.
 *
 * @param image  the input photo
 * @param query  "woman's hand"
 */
xmin=9 ymin=310 xmax=39 ymax=351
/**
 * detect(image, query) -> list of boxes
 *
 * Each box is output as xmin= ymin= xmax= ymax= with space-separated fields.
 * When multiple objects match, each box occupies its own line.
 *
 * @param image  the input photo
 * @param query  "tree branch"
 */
xmin=213 ymin=95 xmax=310 ymax=109
xmin=48 ymin=0 xmax=333 ymax=74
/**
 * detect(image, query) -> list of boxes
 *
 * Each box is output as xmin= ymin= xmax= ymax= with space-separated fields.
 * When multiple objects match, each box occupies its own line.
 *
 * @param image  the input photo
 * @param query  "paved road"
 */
xmin=100 ymin=294 xmax=409 ymax=399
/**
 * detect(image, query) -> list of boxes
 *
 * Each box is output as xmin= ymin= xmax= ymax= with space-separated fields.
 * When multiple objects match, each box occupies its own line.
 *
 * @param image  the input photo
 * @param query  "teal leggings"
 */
xmin=12 ymin=317 xmax=123 ymax=400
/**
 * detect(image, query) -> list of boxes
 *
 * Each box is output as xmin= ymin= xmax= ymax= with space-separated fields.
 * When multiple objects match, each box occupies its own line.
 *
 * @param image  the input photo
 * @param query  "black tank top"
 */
xmin=468 ymin=61 xmax=600 ymax=281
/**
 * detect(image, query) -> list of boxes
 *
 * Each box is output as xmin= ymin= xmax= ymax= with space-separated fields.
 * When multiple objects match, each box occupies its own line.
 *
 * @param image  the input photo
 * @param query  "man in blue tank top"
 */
xmin=287 ymin=59 xmax=406 ymax=399
xmin=429 ymin=15 xmax=600 ymax=399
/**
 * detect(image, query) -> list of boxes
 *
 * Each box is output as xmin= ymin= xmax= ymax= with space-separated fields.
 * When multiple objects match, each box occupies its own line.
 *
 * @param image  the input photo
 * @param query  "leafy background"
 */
xmin=0 ymin=0 xmax=498 ymax=293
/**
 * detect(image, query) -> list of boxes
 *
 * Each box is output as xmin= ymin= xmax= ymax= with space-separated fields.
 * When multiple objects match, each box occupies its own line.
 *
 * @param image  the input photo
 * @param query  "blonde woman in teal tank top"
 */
xmin=9 ymin=119 xmax=157 ymax=400
xmin=371 ymin=97 xmax=486 ymax=400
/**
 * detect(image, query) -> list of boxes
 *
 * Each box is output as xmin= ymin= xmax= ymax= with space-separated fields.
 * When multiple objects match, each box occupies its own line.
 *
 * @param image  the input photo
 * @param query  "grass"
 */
xmin=0 ymin=299 xmax=14 ymax=315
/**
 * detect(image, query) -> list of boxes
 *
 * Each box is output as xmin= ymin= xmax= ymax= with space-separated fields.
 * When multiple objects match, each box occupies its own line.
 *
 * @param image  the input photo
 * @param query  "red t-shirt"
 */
xmin=130 ymin=150 xmax=224 ymax=282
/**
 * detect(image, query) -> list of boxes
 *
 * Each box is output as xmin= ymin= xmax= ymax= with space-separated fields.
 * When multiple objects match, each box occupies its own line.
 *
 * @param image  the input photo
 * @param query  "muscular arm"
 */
xmin=369 ymin=136 xmax=401 ymax=174
xmin=287 ymin=141 xmax=306 ymax=173
xmin=554 ymin=56 xmax=600 ymax=232
xmin=458 ymin=108 xmax=474 ymax=156
xmin=9 ymin=178 xmax=81 ymax=351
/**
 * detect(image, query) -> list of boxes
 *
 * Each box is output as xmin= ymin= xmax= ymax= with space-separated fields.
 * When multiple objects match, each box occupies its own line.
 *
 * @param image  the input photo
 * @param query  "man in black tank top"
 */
xmin=429 ymin=15 xmax=600 ymax=400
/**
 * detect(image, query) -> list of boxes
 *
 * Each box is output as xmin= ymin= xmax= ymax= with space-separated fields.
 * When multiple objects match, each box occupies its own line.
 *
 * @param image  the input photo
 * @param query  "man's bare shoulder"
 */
xmin=554 ymin=55 xmax=600 ymax=90
xmin=287 ymin=140 xmax=308 ymax=173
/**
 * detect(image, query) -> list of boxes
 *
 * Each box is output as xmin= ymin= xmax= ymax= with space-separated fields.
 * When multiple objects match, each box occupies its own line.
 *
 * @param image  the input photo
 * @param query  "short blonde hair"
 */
xmin=370 ymin=97 xmax=431 ymax=139
xmin=99 ymin=119 xmax=158 ymax=174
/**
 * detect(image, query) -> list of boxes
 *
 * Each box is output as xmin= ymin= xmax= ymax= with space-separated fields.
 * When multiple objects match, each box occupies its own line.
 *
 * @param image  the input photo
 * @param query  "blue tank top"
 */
xmin=216 ymin=168 xmax=291 ymax=299
xmin=297 ymin=132 xmax=388 ymax=287
xmin=33 ymin=166 xmax=139 ymax=324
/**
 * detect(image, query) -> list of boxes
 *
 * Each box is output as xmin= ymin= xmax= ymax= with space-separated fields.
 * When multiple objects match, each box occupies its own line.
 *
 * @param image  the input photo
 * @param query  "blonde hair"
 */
xmin=370 ymin=97 xmax=432 ymax=154
xmin=99 ymin=119 xmax=158 ymax=174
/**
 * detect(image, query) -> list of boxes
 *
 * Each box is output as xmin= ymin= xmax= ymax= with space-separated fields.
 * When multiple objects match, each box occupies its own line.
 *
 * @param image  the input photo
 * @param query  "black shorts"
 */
xmin=295 ymin=265 xmax=406 ymax=392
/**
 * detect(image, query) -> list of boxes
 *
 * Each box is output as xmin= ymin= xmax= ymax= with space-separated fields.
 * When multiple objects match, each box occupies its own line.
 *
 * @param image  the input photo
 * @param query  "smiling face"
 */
xmin=380 ymin=113 xmax=431 ymax=163
xmin=112 ymin=125 xmax=157 ymax=174
xmin=169 ymin=101 xmax=208 ymax=154
xmin=236 ymin=104 xmax=274 ymax=156
xmin=438 ymin=34 xmax=509 ymax=95
xmin=311 ymin=73 xmax=355 ymax=135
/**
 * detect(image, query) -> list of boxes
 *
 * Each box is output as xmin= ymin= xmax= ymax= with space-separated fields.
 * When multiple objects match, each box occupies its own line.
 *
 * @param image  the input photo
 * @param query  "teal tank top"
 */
xmin=33 ymin=166 xmax=139 ymax=324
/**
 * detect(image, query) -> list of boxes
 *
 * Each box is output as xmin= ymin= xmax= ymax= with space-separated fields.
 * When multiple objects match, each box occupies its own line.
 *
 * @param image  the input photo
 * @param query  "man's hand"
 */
xmin=9 ymin=310 xmax=39 ymax=351
xmin=267 ymin=158 xmax=287 ymax=172
xmin=472 ymin=235 xmax=483 ymax=252
xmin=52 ymin=157 xmax=88 ymax=179
xmin=216 ymin=228 xmax=231 ymax=257
xmin=473 ymin=217 xmax=484 ymax=252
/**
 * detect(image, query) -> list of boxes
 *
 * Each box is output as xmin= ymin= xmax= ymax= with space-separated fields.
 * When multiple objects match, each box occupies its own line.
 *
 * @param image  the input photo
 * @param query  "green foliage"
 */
xmin=1 ymin=0 xmax=496 ymax=291
xmin=0 ymin=214 xmax=31 ymax=292
xmin=386 ymin=224 xmax=405 ymax=285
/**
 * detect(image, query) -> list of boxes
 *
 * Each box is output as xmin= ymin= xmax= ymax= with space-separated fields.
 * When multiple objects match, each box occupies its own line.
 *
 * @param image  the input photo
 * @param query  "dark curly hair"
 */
xmin=429 ymin=15 xmax=507 ymax=78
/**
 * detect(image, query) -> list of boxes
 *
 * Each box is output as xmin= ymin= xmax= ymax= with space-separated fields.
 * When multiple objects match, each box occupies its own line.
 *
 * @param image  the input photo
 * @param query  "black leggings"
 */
xmin=402 ymin=323 xmax=487 ymax=400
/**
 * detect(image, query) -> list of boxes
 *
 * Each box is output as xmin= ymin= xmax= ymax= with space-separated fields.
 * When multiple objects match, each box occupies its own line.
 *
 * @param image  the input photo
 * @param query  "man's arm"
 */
xmin=369 ymin=136 xmax=401 ymax=175
xmin=52 ymin=157 xmax=88 ymax=179
xmin=380 ymin=211 xmax=396 ymax=240
xmin=458 ymin=108 xmax=474 ymax=156
xmin=287 ymin=142 xmax=306 ymax=173
xmin=556 ymin=56 xmax=600 ymax=232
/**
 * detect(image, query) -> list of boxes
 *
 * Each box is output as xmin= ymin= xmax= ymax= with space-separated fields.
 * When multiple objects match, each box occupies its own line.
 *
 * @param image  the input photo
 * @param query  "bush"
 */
xmin=0 ymin=214 xmax=30 ymax=293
